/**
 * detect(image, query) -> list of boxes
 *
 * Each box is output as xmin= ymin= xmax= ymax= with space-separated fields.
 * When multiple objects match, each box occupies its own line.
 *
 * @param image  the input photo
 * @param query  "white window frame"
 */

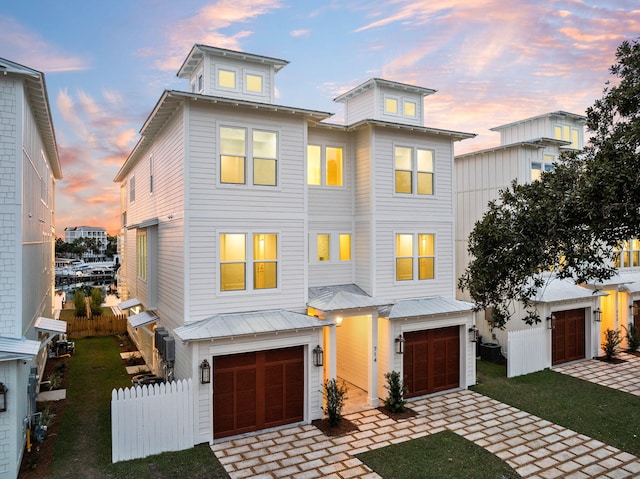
xmin=306 ymin=143 xmax=346 ymax=188
xmin=310 ymin=232 xmax=352 ymax=264
xmin=393 ymin=145 xmax=435 ymax=196
xmin=129 ymin=176 xmax=135 ymax=203
xmin=216 ymin=66 xmax=238 ymax=91
xmin=244 ymin=70 xmax=265 ymax=95
xmin=137 ymin=230 xmax=147 ymax=281
xmin=394 ymin=232 xmax=436 ymax=282
xmin=384 ymin=95 xmax=400 ymax=116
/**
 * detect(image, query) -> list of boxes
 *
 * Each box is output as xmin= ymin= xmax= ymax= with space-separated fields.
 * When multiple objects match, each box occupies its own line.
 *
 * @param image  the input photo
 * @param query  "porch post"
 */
xmin=367 ymin=311 xmax=379 ymax=406
xmin=328 ymin=319 xmax=337 ymax=380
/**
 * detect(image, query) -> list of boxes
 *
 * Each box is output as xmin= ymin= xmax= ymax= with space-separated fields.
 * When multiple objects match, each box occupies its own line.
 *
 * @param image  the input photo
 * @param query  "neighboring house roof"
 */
xmin=65 ymin=226 xmax=107 ymax=232
xmin=0 ymin=57 xmax=61 ymax=179
xmin=530 ymin=276 xmax=604 ymax=303
xmin=0 ymin=336 xmax=41 ymax=362
xmin=177 ymin=44 xmax=289 ymax=79
xmin=490 ymin=111 xmax=587 ymax=132
xmin=455 ymin=137 xmax=570 ymax=160
xmin=587 ymin=271 xmax=640 ymax=294
xmin=174 ymin=309 xmax=328 ymax=341
xmin=380 ymin=296 xmax=474 ymax=319
xmin=308 ymin=284 xmax=391 ymax=312
xmin=114 ymin=90 xmax=333 ymax=182
xmin=334 ymin=78 xmax=436 ymax=102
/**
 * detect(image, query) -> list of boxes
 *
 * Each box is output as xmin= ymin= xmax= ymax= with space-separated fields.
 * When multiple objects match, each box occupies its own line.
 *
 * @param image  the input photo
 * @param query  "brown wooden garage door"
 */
xmin=213 ymin=346 xmax=304 ymax=439
xmin=403 ymin=326 xmax=460 ymax=398
xmin=552 ymin=309 xmax=585 ymax=365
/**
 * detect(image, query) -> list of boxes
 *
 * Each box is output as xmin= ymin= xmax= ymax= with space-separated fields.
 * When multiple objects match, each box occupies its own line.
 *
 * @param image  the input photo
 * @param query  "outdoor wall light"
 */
xmin=395 ymin=334 xmax=405 ymax=354
xmin=630 ymin=303 xmax=639 ymax=316
xmin=0 ymin=383 xmax=7 ymax=412
xmin=312 ymin=345 xmax=324 ymax=367
xmin=546 ymin=314 xmax=556 ymax=330
xmin=199 ymin=359 xmax=211 ymax=384
xmin=593 ymin=308 xmax=602 ymax=323
xmin=468 ymin=325 xmax=479 ymax=343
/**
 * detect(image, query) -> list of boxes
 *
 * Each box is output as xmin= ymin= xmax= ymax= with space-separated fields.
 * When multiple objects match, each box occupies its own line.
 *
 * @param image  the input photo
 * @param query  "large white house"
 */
xmin=455 ymin=112 xmax=605 ymax=377
xmin=0 ymin=58 xmax=64 ymax=479
xmin=114 ymin=44 xmax=478 ymax=444
xmin=64 ymin=225 xmax=108 ymax=260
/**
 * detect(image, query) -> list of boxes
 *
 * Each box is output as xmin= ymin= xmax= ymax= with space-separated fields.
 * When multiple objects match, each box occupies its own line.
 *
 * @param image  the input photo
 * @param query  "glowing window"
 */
xmin=395 ymin=147 xmax=413 ymax=194
xmin=137 ymin=232 xmax=147 ymax=281
xmin=253 ymin=130 xmax=277 ymax=186
xmin=246 ymin=74 xmax=263 ymax=93
xmin=385 ymin=97 xmax=398 ymax=114
xmin=395 ymin=147 xmax=434 ymax=195
xmin=307 ymin=145 xmax=321 ymax=185
xmin=571 ymin=129 xmax=579 ymax=149
xmin=404 ymin=101 xmax=416 ymax=117
xmin=396 ymin=233 xmax=435 ymax=281
xmin=220 ymin=127 xmax=246 ymax=184
xmin=318 ymin=234 xmax=330 ymax=262
xmin=531 ymin=163 xmax=542 ymax=182
xmin=418 ymin=234 xmax=435 ymax=279
xmin=220 ymin=234 xmax=246 ymax=291
xmin=395 ymin=234 xmax=413 ymax=281
xmin=218 ymin=69 xmax=236 ymax=89
xmin=253 ymin=234 xmax=277 ymax=289
xmin=416 ymin=149 xmax=434 ymax=195
xmin=326 ymin=147 xmax=343 ymax=186
xmin=339 ymin=234 xmax=351 ymax=261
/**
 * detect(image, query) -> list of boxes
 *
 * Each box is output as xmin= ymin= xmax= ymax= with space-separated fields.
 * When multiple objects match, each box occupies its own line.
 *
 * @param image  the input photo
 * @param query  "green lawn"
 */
xmin=49 ymin=336 xmax=229 ymax=479
xmin=472 ymin=359 xmax=640 ymax=457
xmin=358 ymin=430 xmax=520 ymax=479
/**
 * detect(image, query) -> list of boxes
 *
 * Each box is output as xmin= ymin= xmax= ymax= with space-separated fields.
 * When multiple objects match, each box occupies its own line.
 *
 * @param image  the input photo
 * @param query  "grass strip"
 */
xmin=357 ymin=430 xmax=520 ymax=478
xmin=472 ymin=360 xmax=640 ymax=457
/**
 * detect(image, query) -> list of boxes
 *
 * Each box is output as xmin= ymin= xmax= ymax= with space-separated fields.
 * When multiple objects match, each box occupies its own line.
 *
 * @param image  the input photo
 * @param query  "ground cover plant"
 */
xmin=472 ymin=360 xmax=640 ymax=457
xmin=357 ymin=430 xmax=520 ymax=479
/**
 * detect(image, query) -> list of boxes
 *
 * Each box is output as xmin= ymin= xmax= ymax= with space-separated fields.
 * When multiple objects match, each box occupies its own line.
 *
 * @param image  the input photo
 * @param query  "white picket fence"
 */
xmin=111 ymin=379 xmax=194 ymax=463
xmin=507 ymin=328 xmax=548 ymax=378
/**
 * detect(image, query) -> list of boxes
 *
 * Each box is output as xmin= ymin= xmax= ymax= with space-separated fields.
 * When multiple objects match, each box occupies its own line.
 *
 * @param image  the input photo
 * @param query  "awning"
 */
xmin=35 ymin=316 xmax=67 ymax=335
xmin=128 ymin=311 xmax=158 ymax=328
xmin=381 ymin=296 xmax=474 ymax=319
xmin=118 ymin=298 xmax=142 ymax=310
xmin=587 ymin=271 xmax=640 ymax=294
xmin=0 ymin=336 xmax=41 ymax=362
xmin=308 ymin=284 xmax=390 ymax=312
xmin=531 ymin=277 xmax=605 ymax=303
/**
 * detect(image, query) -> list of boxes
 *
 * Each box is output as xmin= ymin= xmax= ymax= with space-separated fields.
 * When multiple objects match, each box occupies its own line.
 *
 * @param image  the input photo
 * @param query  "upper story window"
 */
xmin=245 ymin=73 xmax=263 ymax=94
xmin=220 ymin=233 xmax=278 ymax=291
xmin=137 ymin=231 xmax=147 ymax=281
xmin=385 ymin=97 xmax=398 ymax=114
xmin=197 ymin=73 xmax=204 ymax=93
xmin=129 ymin=176 xmax=136 ymax=203
xmin=395 ymin=233 xmax=435 ymax=281
xmin=531 ymin=155 xmax=555 ymax=182
xmin=313 ymin=233 xmax=351 ymax=263
xmin=307 ymin=145 xmax=344 ymax=187
xmin=395 ymin=146 xmax=434 ymax=195
xmin=614 ymin=239 xmax=640 ymax=269
xmin=220 ymin=127 xmax=278 ymax=186
xmin=554 ymin=124 xmax=580 ymax=149
xmin=218 ymin=68 xmax=236 ymax=90
xmin=404 ymin=100 xmax=416 ymax=117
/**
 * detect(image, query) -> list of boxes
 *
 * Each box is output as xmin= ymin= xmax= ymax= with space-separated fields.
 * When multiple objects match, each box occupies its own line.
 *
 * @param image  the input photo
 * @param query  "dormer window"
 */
xmin=246 ymin=73 xmax=263 ymax=94
xmin=554 ymin=124 xmax=580 ymax=149
xmin=404 ymin=100 xmax=416 ymax=117
xmin=218 ymin=68 xmax=236 ymax=90
xmin=197 ymin=73 xmax=203 ymax=93
xmin=385 ymin=97 xmax=398 ymax=114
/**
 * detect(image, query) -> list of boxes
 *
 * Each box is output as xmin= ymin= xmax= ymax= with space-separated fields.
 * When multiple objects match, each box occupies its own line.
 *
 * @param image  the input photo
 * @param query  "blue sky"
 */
xmin=2 ymin=0 xmax=639 ymax=234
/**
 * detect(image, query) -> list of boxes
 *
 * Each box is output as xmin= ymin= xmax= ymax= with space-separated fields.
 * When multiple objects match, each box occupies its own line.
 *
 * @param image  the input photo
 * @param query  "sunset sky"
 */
xmin=2 ymin=1 xmax=639 ymax=236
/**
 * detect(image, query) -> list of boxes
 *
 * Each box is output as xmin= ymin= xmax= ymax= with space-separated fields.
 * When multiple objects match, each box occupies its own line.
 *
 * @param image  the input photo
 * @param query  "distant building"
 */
xmin=0 ymin=57 xmax=65 ymax=479
xmin=64 ymin=226 xmax=108 ymax=260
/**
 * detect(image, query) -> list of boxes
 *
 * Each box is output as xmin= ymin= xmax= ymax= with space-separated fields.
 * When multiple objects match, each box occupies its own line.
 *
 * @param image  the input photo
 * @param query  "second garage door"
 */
xmin=213 ymin=346 xmax=304 ymax=439
xmin=552 ymin=309 xmax=585 ymax=365
xmin=403 ymin=326 xmax=460 ymax=398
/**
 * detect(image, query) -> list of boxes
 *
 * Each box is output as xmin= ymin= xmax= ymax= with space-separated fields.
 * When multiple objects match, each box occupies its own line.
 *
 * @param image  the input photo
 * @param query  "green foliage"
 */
xmin=38 ymin=407 xmax=56 ymax=428
xmin=322 ymin=378 xmax=348 ymax=427
xmin=459 ymin=36 xmax=640 ymax=328
xmin=383 ymin=370 xmax=408 ymax=413
xmin=90 ymin=287 xmax=104 ymax=316
xmin=47 ymin=372 xmax=62 ymax=390
xmin=602 ymin=328 xmax=622 ymax=360
xmin=623 ymin=323 xmax=640 ymax=351
xmin=72 ymin=290 xmax=86 ymax=318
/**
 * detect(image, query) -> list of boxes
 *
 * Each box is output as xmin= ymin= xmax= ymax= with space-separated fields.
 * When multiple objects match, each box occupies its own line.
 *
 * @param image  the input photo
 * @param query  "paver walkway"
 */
xmin=555 ymin=351 xmax=640 ymax=397
xmin=211 ymin=388 xmax=640 ymax=478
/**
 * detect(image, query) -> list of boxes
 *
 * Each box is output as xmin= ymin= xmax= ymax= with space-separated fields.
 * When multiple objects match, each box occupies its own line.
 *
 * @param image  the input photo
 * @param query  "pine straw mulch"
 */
xmin=312 ymin=417 xmax=360 ymax=437
xmin=376 ymin=405 xmax=418 ymax=420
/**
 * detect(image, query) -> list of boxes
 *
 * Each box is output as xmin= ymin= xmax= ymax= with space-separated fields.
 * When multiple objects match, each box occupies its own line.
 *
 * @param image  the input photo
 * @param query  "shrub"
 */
xmin=73 ymin=290 xmax=86 ymax=317
xmin=47 ymin=372 xmax=62 ymax=390
xmin=383 ymin=370 xmax=408 ymax=413
xmin=90 ymin=287 xmax=104 ymax=317
xmin=323 ymin=378 xmax=348 ymax=427
xmin=602 ymin=328 xmax=621 ymax=360
xmin=623 ymin=323 xmax=640 ymax=351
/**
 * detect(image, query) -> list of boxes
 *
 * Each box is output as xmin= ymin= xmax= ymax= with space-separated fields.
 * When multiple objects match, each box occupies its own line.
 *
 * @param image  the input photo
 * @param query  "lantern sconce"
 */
xmin=312 ymin=345 xmax=324 ymax=367
xmin=546 ymin=314 xmax=556 ymax=330
xmin=0 ymin=383 xmax=7 ymax=412
xmin=593 ymin=308 xmax=602 ymax=323
xmin=630 ymin=303 xmax=639 ymax=317
xmin=468 ymin=325 xmax=479 ymax=343
xmin=395 ymin=334 xmax=405 ymax=355
xmin=199 ymin=359 xmax=211 ymax=384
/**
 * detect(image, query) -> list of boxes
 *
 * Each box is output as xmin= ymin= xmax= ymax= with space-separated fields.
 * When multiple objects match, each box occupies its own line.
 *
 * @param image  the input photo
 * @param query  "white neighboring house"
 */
xmin=114 ymin=44 xmax=477 ymax=445
xmin=455 ymin=112 xmax=603 ymax=376
xmin=64 ymin=225 xmax=108 ymax=260
xmin=0 ymin=58 xmax=65 ymax=479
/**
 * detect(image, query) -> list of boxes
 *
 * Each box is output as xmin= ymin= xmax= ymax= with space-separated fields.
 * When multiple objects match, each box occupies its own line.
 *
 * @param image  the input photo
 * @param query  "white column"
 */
xmin=328 ymin=321 xmax=337 ymax=380
xmin=367 ymin=312 xmax=379 ymax=406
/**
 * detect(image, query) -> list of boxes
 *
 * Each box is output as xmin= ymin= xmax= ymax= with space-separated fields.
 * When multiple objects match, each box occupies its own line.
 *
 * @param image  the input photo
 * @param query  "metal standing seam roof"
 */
xmin=308 ymin=284 xmax=391 ymax=311
xmin=531 ymin=277 xmax=605 ymax=303
xmin=588 ymin=271 xmax=640 ymax=294
xmin=381 ymin=297 xmax=474 ymax=320
xmin=118 ymin=298 xmax=142 ymax=310
xmin=35 ymin=316 xmax=67 ymax=334
xmin=128 ymin=311 xmax=158 ymax=328
xmin=0 ymin=336 xmax=41 ymax=362
xmin=174 ymin=309 xmax=329 ymax=342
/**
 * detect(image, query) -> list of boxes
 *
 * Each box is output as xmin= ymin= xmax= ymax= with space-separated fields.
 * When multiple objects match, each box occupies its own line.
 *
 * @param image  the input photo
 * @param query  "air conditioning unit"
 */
xmin=154 ymin=327 xmax=168 ymax=356
xmin=163 ymin=336 xmax=175 ymax=362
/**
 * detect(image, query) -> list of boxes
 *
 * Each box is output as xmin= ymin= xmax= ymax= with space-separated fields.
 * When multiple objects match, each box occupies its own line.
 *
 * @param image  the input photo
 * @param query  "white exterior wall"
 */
xmin=377 ymin=85 xmax=423 ymax=127
xmin=496 ymin=117 xmax=552 ymax=144
xmin=199 ymin=55 xmax=274 ymax=104
xmin=343 ymin=88 xmax=375 ymax=126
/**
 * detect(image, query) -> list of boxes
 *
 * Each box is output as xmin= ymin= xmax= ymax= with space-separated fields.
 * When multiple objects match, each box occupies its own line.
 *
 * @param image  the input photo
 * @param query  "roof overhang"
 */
xmin=334 ymin=78 xmax=437 ymax=103
xmin=128 ymin=311 xmax=158 ymax=329
xmin=491 ymin=111 xmax=587 ymax=132
xmin=530 ymin=277 xmax=605 ymax=304
xmin=307 ymin=284 xmax=391 ymax=313
xmin=118 ymin=298 xmax=142 ymax=310
xmin=127 ymin=217 xmax=159 ymax=230
xmin=381 ymin=297 xmax=474 ymax=320
xmin=0 ymin=336 xmax=41 ymax=362
xmin=35 ymin=316 xmax=67 ymax=335
xmin=347 ymin=119 xmax=476 ymax=142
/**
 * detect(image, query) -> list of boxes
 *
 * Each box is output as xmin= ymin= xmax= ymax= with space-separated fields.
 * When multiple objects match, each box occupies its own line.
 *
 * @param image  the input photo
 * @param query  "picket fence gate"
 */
xmin=111 ymin=379 xmax=194 ymax=463
xmin=507 ymin=327 xmax=548 ymax=378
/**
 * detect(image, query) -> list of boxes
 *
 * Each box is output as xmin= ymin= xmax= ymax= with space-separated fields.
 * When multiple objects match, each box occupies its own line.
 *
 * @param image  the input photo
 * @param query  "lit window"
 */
xmin=531 ymin=163 xmax=542 ymax=182
xmin=218 ymin=69 xmax=236 ymax=89
xmin=137 ymin=232 xmax=147 ymax=281
xmin=339 ymin=234 xmax=351 ymax=261
xmin=614 ymin=239 xmax=640 ymax=269
xmin=307 ymin=145 xmax=344 ymax=187
xmin=571 ymin=129 xmax=579 ymax=149
xmin=220 ymin=127 xmax=246 ymax=184
xmin=395 ymin=147 xmax=412 ymax=194
xmin=395 ymin=146 xmax=434 ymax=195
xmin=246 ymin=74 xmax=263 ymax=93
xmin=253 ymin=234 xmax=277 ymax=289
xmin=554 ymin=124 xmax=580 ymax=149
xmin=253 ymin=130 xmax=277 ymax=186
xmin=396 ymin=233 xmax=435 ymax=281
xmin=220 ymin=234 xmax=246 ymax=291
xmin=129 ymin=176 xmax=135 ymax=203
xmin=404 ymin=101 xmax=416 ymax=117
xmin=318 ymin=234 xmax=330 ymax=261
xmin=416 ymin=149 xmax=434 ymax=195
xmin=385 ymin=97 xmax=398 ymax=114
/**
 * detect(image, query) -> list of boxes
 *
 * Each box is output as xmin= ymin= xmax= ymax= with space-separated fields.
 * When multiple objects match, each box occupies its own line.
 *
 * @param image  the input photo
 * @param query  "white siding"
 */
xmin=343 ymin=87 xmax=375 ymax=126
xmin=378 ymin=85 xmax=423 ymax=127
xmin=202 ymin=55 xmax=274 ymax=103
xmin=336 ymin=315 xmax=369 ymax=390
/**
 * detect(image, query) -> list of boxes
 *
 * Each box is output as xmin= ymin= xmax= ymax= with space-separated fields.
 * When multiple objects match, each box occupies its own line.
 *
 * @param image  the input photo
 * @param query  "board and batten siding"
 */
xmin=496 ymin=116 xmax=553 ymax=145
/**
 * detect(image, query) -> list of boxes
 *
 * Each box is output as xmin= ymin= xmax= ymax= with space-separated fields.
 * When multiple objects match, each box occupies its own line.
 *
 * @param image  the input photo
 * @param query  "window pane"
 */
xmin=395 ymin=170 xmax=412 ymax=194
xmin=404 ymin=101 xmax=416 ymax=117
xmin=318 ymin=234 xmax=330 ymax=261
xmin=326 ymin=147 xmax=343 ymax=186
xmin=221 ymin=155 xmax=245 ymax=184
xmin=219 ymin=69 xmax=236 ymax=88
xmin=385 ymin=98 xmax=398 ymax=114
xmin=417 ymin=172 xmax=433 ymax=195
xmin=418 ymin=257 xmax=434 ymax=280
xmin=563 ymin=125 xmax=570 ymax=141
xmin=254 ymin=262 xmax=276 ymax=289
xmin=221 ymin=234 xmax=246 ymax=261
xmin=254 ymin=158 xmax=276 ymax=186
xmin=418 ymin=234 xmax=434 ymax=256
xmin=246 ymin=74 xmax=262 ymax=93
xmin=531 ymin=163 xmax=542 ymax=182
xmin=395 ymin=147 xmax=412 ymax=170
xmin=221 ymin=263 xmax=245 ymax=291
xmin=396 ymin=234 xmax=413 ymax=257
xmin=339 ymin=234 xmax=351 ymax=261
xmin=220 ymin=127 xmax=246 ymax=155
xmin=571 ymin=128 xmax=579 ymax=148
xmin=307 ymin=145 xmax=321 ymax=185
xmin=396 ymin=258 xmax=413 ymax=281
xmin=417 ymin=150 xmax=433 ymax=172
xmin=253 ymin=131 xmax=277 ymax=158
xmin=253 ymin=234 xmax=277 ymax=260
xmin=554 ymin=126 xmax=562 ymax=140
